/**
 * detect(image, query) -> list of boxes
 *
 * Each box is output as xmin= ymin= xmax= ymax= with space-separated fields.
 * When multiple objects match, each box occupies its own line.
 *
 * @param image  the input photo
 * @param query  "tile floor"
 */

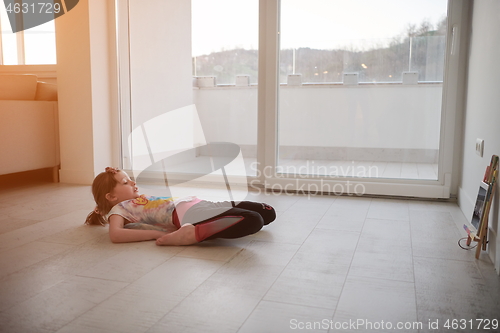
xmin=0 ymin=181 xmax=498 ymax=333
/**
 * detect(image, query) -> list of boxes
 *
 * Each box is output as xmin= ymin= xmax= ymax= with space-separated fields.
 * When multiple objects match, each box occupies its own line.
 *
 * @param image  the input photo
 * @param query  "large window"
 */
xmin=192 ymin=0 xmax=258 ymax=86
xmin=192 ymin=0 xmax=259 ymax=177
xmin=118 ymin=0 xmax=258 ymax=194
xmin=277 ymin=0 xmax=448 ymax=181
xmin=117 ymin=0 xmax=466 ymax=198
xmin=0 ymin=4 xmax=57 ymax=65
xmin=279 ymin=10 xmax=446 ymax=84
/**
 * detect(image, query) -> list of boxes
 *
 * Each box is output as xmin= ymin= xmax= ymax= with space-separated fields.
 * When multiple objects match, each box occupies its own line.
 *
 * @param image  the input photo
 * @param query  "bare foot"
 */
xmin=156 ymin=224 xmax=198 ymax=246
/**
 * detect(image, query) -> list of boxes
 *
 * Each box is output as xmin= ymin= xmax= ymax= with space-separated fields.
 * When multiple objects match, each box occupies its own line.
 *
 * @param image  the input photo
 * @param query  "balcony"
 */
xmin=193 ymin=76 xmax=441 ymax=180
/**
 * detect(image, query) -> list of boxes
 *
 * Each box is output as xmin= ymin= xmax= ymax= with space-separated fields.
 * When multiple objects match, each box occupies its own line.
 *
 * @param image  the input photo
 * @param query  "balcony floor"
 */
xmin=136 ymin=156 xmax=439 ymax=181
xmin=240 ymin=158 xmax=438 ymax=180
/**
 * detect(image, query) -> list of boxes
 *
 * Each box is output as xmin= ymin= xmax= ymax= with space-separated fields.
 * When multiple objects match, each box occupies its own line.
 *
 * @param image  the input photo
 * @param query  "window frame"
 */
xmin=115 ymin=0 xmax=470 ymax=199
xmin=257 ymin=0 xmax=469 ymax=198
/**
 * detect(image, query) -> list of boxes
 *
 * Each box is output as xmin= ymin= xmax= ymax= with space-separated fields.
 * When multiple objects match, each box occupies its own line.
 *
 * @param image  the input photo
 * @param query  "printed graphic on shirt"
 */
xmin=132 ymin=195 xmax=149 ymax=205
xmin=144 ymin=197 xmax=173 ymax=210
xmin=107 ymin=196 xmax=193 ymax=233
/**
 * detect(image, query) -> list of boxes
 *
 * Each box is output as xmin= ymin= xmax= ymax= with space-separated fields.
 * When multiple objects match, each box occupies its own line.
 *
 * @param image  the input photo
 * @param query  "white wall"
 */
xmin=55 ymin=0 xmax=117 ymax=184
xmin=459 ymin=0 xmax=500 ymax=273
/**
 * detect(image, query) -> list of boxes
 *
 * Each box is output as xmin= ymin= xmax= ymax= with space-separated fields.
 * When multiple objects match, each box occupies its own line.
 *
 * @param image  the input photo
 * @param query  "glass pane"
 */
xmin=0 ymin=4 xmax=18 ymax=64
xmin=122 ymin=0 xmax=258 ymax=185
xmin=278 ymin=0 xmax=447 ymax=181
xmin=192 ymin=0 xmax=258 ymax=85
xmin=24 ymin=20 xmax=57 ymax=64
xmin=124 ymin=0 xmax=199 ymax=179
xmin=192 ymin=0 xmax=258 ymax=176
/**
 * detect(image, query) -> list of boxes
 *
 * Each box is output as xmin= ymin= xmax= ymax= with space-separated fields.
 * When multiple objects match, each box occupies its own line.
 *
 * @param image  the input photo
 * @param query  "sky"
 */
xmin=192 ymin=0 xmax=448 ymax=56
xmin=1 ymin=0 xmax=448 ymax=64
xmin=0 ymin=4 xmax=56 ymax=64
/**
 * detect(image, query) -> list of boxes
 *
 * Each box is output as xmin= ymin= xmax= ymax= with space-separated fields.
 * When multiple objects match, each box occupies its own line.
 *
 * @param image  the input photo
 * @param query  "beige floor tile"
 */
xmin=0 ymin=276 xmax=128 ymax=333
xmin=322 ymin=196 xmax=371 ymax=223
xmin=39 ymin=222 xmax=109 ymax=245
xmin=247 ymin=210 xmax=323 ymax=245
xmin=58 ymin=257 xmax=224 ymax=333
xmin=409 ymin=210 xmax=462 ymax=236
xmin=408 ymin=199 xmax=457 ymax=212
xmin=0 ymin=183 xmax=498 ymax=333
xmin=349 ymin=251 xmax=414 ymax=282
xmin=0 ymin=210 xmax=88 ymax=252
xmin=0 ymin=234 xmax=120 ymax=312
xmin=333 ymin=276 xmax=418 ymax=333
xmin=264 ymin=258 xmax=347 ymax=310
xmin=147 ymin=283 xmax=262 ymax=333
xmin=77 ymin=242 xmax=183 ymax=283
xmin=216 ymin=240 xmax=300 ymax=273
xmin=2 ymin=195 xmax=87 ymax=219
xmin=0 ymin=264 xmax=68 ymax=313
xmin=329 ymin=195 xmax=372 ymax=209
xmin=316 ymin=215 xmax=365 ymax=232
xmin=295 ymin=229 xmax=359 ymax=265
xmin=0 ymin=183 xmax=59 ymax=201
xmin=0 ymin=241 xmax=73 ymax=279
xmin=147 ymin=241 xmax=299 ymax=332
xmin=367 ymin=198 xmax=410 ymax=221
xmin=176 ymin=237 xmax=252 ymax=262
xmin=416 ymin=291 xmax=499 ymax=333
xmin=410 ymin=210 xmax=476 ymax=261
xmin=239 ymin=300 xmax=333 ymax=333
xmin=285 ymin=195 xmax=335 ymax=214
xmin=414 ymin=257 xmax=499 ymax=332
xmin=359 ymin=218 xmax=412 ymax=247
xmin=413 ymin=256 xmax=490 ymax=297
xmin=0 ymin=216 xmax=40 ymax=234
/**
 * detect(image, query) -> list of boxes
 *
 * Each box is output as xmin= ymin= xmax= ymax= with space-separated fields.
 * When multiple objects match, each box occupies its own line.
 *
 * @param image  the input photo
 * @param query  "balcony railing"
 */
xmin=192 ymin=76 xmax=441 ymax=180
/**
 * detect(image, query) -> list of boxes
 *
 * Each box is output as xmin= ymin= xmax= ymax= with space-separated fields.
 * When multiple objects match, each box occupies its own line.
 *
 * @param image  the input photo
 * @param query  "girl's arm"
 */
xmin=108 ymin=215 xmax=168 ymax=243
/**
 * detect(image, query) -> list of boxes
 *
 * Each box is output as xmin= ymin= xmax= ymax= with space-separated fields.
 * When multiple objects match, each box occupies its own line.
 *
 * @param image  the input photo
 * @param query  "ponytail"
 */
xmin=85 ymin=210 xmax=108 ymax=226
xmin=85 ymin=167 xmax=120 ymax=226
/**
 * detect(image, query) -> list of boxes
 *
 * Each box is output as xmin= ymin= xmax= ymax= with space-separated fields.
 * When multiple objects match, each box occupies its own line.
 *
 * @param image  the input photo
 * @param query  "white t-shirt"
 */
xmin=105 ymin=195 xmax=195 ymax=232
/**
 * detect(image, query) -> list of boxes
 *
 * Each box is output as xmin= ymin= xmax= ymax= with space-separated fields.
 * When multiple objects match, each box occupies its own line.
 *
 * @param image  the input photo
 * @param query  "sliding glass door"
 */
xmin=192 ymin=0 xmax=259 ymax=178
xmin=117 ymin=0 xmax=258 ymax=193
xmin=278 ymin=0 xmax=447 ymax=181
xmin=117 ymin=0 xmax=466 ymax=198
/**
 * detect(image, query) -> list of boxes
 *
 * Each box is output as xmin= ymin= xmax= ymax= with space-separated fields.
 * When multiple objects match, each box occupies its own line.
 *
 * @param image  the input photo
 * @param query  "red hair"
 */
xmin=85 ymin=168 xmax=120 ymax=226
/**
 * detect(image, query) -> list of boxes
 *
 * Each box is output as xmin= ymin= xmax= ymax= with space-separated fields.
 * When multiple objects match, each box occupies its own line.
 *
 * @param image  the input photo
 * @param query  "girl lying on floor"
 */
xmin=85 ymin=167 xmax=276 ymax=245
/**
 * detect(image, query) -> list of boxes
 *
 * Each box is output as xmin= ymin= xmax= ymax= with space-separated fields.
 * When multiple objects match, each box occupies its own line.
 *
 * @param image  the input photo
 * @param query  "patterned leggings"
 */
xmin=180 ymin=200 xmax=276 ymax=242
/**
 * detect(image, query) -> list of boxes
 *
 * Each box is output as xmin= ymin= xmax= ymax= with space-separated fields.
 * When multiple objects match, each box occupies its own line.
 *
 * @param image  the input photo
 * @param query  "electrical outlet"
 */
xmin=476 ymin=138 xmax=484 ymax=157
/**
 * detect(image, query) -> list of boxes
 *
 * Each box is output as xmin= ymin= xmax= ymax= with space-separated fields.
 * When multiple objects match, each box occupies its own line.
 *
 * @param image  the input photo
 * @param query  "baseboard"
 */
xmin=0 ymin=167 xmax=56 ymax=188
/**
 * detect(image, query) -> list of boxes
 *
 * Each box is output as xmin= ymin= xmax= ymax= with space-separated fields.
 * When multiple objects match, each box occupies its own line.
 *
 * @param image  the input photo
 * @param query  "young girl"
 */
xmin=85 ymin=167 xmax=276 ymax=246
